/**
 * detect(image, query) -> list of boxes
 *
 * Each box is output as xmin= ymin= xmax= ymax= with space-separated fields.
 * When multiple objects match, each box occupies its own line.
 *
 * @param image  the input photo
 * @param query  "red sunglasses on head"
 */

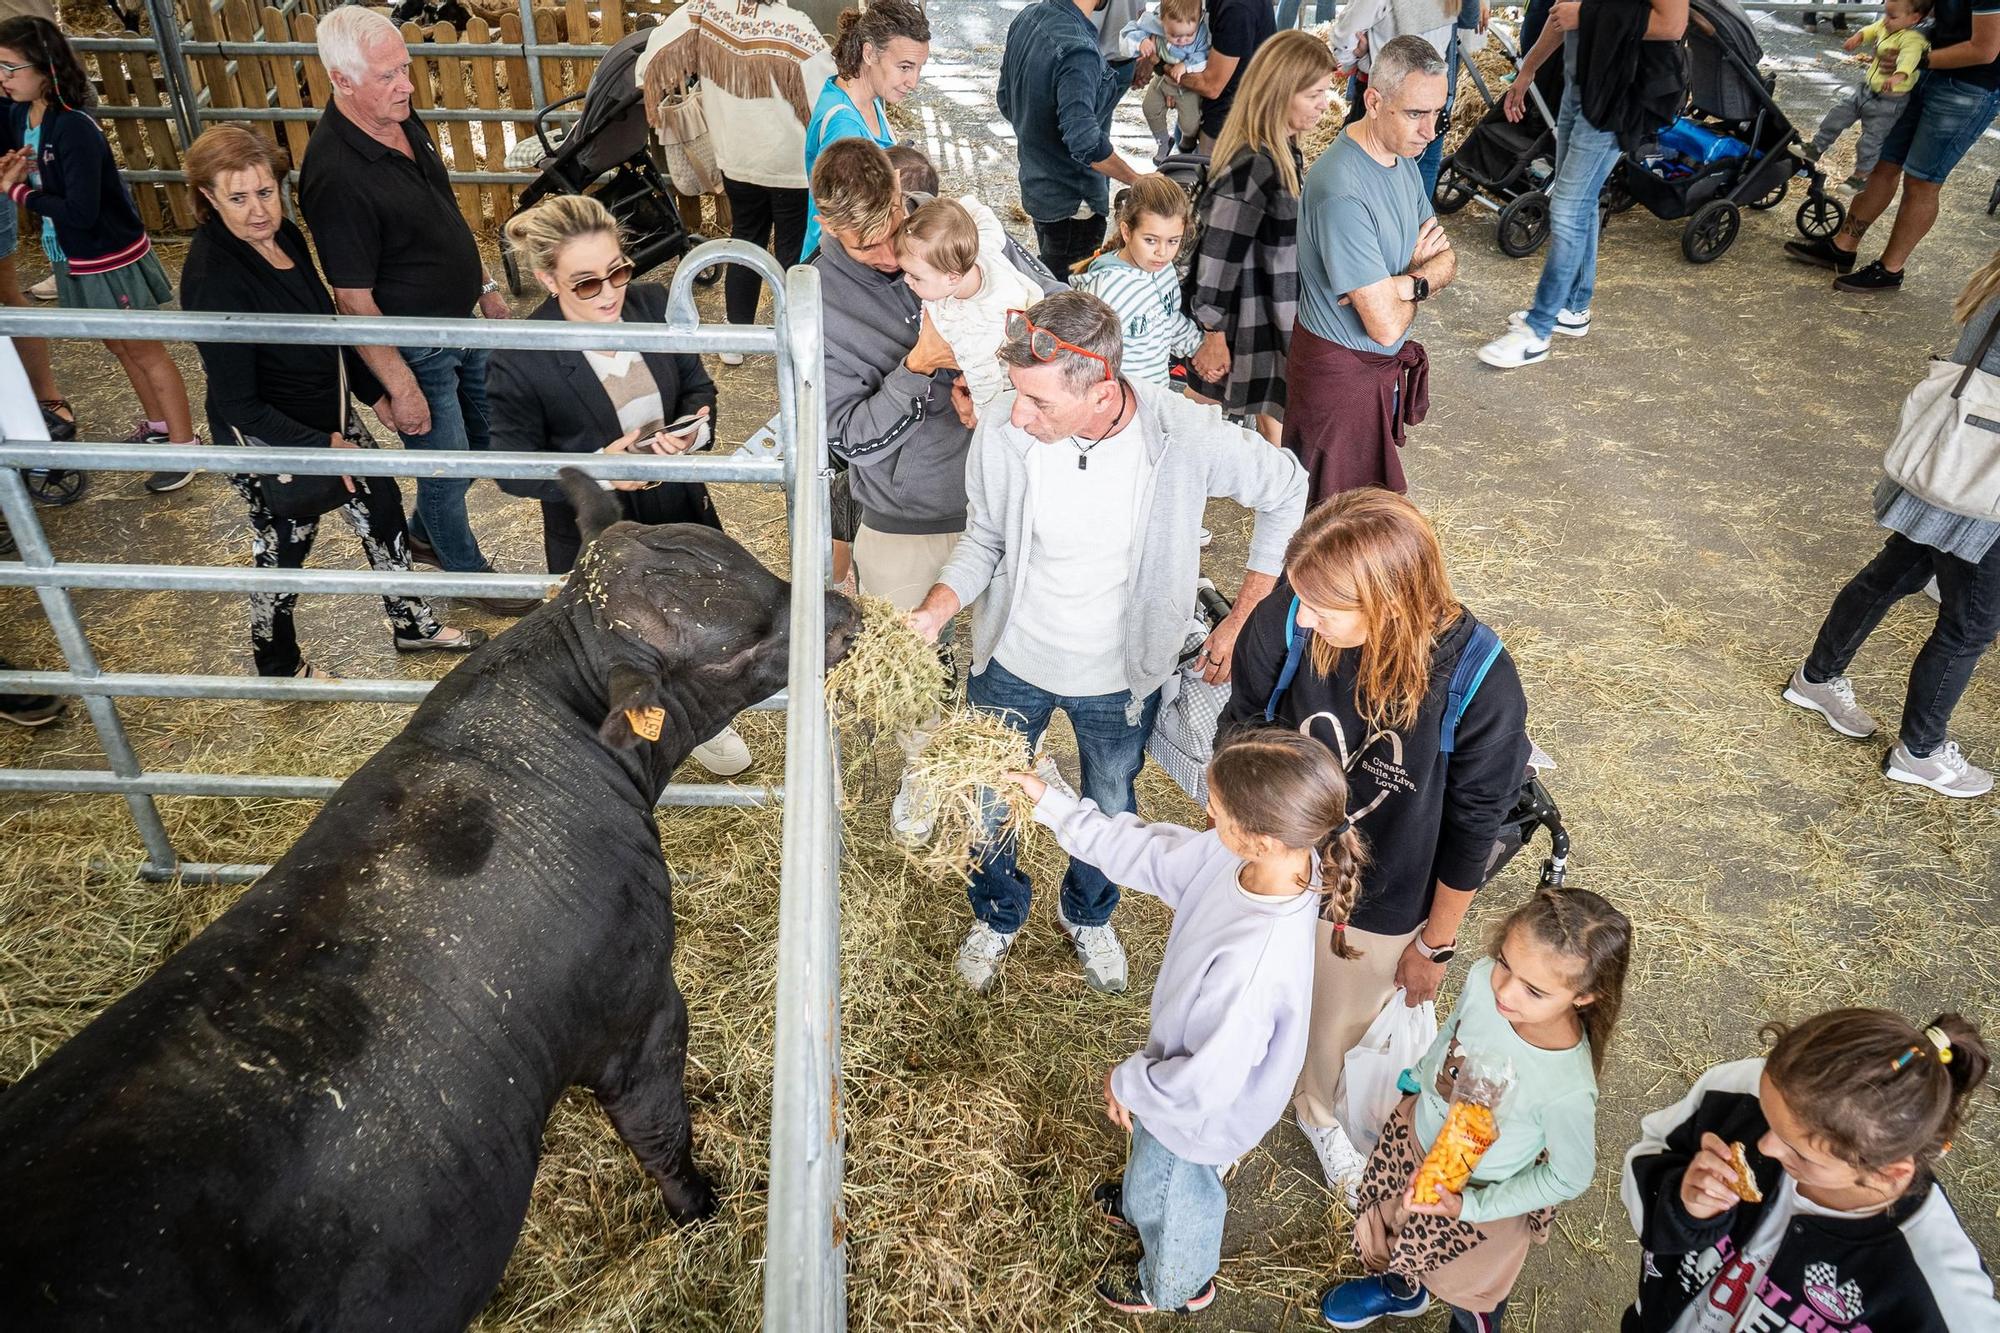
xmin=1005 ymin=308 xmax=1113 ymax=383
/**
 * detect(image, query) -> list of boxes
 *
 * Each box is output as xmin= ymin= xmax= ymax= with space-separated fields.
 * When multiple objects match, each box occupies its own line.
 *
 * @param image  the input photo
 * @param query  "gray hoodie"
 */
xmin=938 ymin=379 xmax=1308 ymax=706
xmin=815 ymin=205 xmax=1061 ymax=536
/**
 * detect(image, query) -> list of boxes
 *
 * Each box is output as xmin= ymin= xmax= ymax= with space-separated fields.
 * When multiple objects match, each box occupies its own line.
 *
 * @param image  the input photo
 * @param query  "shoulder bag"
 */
xmin=1881 ymin=310 xmax=2000 ymax=522
xmin=246 ymin=351 xmax=376 ymax=521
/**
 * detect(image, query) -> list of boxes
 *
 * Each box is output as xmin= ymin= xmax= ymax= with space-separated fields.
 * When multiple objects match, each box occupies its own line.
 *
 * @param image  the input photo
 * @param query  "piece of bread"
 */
xmin=1727 ymin=1141 xmax=1764 ymax=1204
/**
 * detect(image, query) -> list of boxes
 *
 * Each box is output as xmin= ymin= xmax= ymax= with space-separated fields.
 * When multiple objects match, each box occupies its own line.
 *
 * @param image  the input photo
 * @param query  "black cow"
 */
xmin=0 ymin=474 xmax=859 ymax=1331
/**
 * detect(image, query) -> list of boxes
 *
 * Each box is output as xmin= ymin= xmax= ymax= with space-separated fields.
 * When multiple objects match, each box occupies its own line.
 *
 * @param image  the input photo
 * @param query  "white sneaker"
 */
xmin=690 ymin=724 xmax=752 ymax=776
xmin=719 ymin=352 xmax=746 ymax=367
xmin=891 ymin=767 xmax=936 ymax=845
xmin=1509 ymin=306 xmax=1590 ymax=337
xmin=1056 ymin=906 xmax=1128 ymax=993
xmin=1783 ymin=667 xmax=1879 ymax=739
xmin=955 ymin=920 xmax=1018 ymax=992
xmin=1298 ymin=1116 xmax=1367 ymax=1210
xmin=1477 ymin=325 xmax=1551 ymax=368
xmin=1033 ymin=752 xmax=1078 ymax=801
xmin=1884 ymin=740 xmax=1994 ymax=798
xmin=1198 ymin=525 xmax=1213 ymax=549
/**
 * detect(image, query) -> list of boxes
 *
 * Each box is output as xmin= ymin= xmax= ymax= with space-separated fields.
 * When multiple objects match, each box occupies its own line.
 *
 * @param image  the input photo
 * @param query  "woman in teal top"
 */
xmin=801 ymin=0 xmax=930 ymax=257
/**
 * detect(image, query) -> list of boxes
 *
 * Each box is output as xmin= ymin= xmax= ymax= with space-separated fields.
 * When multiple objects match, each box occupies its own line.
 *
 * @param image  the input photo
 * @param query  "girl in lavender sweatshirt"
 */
xmin=1008 ymin=728 xmax=1367 ymax=1317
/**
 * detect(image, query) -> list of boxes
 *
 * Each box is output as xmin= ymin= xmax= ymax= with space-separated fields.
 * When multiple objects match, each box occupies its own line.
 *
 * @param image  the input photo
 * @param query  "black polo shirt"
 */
xmin=298 ymin=101 xmax=483 ymax=318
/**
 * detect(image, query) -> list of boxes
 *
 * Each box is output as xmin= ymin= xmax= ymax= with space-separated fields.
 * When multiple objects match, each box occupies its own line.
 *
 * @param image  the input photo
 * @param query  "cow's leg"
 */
xmin=591 ymin=976 xmax=717 ymax=1222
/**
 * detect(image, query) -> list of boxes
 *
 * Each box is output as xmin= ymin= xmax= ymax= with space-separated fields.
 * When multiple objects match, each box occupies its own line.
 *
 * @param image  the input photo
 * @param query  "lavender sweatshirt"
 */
xmin=1033 ymin=788 xmax=1320 ymax=1166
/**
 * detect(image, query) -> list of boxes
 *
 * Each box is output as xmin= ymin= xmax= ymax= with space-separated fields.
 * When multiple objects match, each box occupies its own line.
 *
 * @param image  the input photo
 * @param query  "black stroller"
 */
xmin=1434 ymin=23 xmax=1575 ymax=258
xmin=498 ymin=28 xmax=711 ymax=296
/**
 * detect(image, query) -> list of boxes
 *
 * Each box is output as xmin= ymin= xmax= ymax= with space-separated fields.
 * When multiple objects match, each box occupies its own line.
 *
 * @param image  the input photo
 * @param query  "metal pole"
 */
xmin=762 ymin=263 xmax=844 ymax=1333
xmin=141 ymin=0 xmax=202 ymax=148
xmin=516 ymin=0 xmax=548 ymax=110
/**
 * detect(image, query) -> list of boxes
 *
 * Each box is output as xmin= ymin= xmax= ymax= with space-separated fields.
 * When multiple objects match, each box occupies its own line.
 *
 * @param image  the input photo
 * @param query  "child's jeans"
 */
xmin=1812 ymin=83 xmax=1909 ymax=178
xmin=1125 ymin=1117 xmax=1228 ymax=1310
xmin=1143 ymin=77 xmax=1203 ymax=151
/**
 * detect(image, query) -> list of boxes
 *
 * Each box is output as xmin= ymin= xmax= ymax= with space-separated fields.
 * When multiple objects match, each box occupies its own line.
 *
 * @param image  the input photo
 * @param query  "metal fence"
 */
xmin=0 ymin=240 xmax=846 ymax=1331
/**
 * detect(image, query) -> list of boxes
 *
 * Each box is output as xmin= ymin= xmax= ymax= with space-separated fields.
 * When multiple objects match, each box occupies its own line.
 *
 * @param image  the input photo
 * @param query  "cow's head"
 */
xmin=557 ymin=470 xmax=861 ymax=753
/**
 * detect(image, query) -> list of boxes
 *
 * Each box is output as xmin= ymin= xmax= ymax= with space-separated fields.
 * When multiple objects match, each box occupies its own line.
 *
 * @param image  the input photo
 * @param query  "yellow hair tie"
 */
xmin=1924 ymin=1025 xmax=1955 ymax=1065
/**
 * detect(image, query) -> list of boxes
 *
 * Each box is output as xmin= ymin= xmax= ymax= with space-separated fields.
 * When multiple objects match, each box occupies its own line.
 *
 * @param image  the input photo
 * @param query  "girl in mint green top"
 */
xmin=1319 ymin=887 xmax=1633 ymax=1330
xmin=800 ymin=0 xmax=930 ymax=258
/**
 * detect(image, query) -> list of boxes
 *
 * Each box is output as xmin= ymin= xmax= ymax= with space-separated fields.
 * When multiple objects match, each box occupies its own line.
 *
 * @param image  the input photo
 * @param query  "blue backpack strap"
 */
xmin=1263 ymin=595 xmax=1306 ymax=723
xmin=1440 ymin=621 xmax=1504 ymax=756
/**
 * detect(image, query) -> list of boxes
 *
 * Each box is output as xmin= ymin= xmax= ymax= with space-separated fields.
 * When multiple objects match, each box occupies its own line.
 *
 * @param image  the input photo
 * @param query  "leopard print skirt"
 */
xmin=1352 ymin=1094 xmax=1554 ymax=1315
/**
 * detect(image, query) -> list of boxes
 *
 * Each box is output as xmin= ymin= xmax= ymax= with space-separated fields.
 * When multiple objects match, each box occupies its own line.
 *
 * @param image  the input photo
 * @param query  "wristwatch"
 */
xmin=1414 ymin=935 xmax=1456 ymax=964
xmin=1410 ymin=274 xmax=1431 ymax=303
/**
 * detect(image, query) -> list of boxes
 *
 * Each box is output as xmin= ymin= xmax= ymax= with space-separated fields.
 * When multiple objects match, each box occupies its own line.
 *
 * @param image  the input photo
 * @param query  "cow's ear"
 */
xmin=559 ymin=466 xmax=623 ymax=549
xmin=598 ymin=662 xmax=666 ymax=749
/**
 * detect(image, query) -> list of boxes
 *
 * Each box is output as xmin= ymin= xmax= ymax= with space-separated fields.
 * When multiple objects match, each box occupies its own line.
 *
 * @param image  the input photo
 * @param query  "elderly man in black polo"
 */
xmin=299 ymin=6 xmax=536 ymax=615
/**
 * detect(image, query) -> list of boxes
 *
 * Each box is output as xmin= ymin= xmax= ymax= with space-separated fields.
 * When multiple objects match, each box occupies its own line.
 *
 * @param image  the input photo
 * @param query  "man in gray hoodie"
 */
xmin=909 ymin=291 xmax=1308 ymax=994
xmin=812 ymin=139 xmax=1063 ymax=843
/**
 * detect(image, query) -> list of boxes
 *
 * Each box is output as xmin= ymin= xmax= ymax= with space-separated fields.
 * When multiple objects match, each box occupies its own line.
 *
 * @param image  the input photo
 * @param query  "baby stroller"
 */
xmin=1607 ymin=0 xmax=1844 ymax=262
xmin=1434 ymin=23 xmax=1576 ymax=258
xmin=498 ymin=28 xmax=711 ymax=296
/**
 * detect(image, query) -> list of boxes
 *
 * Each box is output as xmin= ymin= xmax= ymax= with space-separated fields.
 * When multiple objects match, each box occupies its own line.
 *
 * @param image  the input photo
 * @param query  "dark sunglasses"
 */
xmin=568 ymin=257 xmax=635 ymax=300
xmin=1004 ymin=309 xmax=1113 ymax=383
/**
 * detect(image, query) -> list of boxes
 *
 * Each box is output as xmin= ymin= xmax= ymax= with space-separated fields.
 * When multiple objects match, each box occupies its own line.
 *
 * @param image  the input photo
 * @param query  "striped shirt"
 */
xmin=1071 ymin=251 xmax=1203 ymax=387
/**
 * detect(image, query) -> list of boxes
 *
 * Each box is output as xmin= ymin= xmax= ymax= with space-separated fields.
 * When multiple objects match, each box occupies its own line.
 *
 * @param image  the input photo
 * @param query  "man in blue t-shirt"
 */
xmin=1786 ymin=0 xmax=2000 ymax=291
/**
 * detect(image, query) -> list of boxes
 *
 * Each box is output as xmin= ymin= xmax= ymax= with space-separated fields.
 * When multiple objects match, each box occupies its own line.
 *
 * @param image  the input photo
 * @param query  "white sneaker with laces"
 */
xmin=1298 ymin=1116 xmax=1367 ymax=1209
xmin=1509 ymin=306 xmax=1591 ymax=338
xmin=1056 ymin=906 xmax=1128 ymax=993
xmin=891 ymin=767 xmax=937 ymax=845
xmin=1782 ymin=667 xmax=1878 ymax=739
xmin=689 ymin=724 xmax=752 ymax=776
xmin=1198 ymin=526 xmax=1213 ymax=549
xmin=955 ymin=920 xmax=1018 ymax=992
xmin=719 ymin=352 xmax=746 ymax=367
xmin=1033 ymin=752 xmax=1079 ymax=801
xmin=1477 ymin=325 xmax=1552 ymax=369
xmin=1884 ymin=741 xmax=1994 ymax=798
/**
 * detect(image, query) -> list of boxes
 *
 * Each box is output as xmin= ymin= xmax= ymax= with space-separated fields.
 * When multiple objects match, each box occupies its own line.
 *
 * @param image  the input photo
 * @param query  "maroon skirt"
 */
xmin=1280 ymin=323 xmax=1429 ymax=506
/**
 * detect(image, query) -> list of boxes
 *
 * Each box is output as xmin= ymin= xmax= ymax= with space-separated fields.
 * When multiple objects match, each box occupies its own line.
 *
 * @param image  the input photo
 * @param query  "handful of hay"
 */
xmin=897 ymin=709 xmax=1038 ymax=877
xmin=825 ymin=596 xmax=948 ymax=740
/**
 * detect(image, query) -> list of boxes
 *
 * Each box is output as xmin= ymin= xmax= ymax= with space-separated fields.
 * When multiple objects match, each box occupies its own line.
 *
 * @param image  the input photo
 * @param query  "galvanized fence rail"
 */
xmin=0 ymin=238 xmax=846 ymax=1331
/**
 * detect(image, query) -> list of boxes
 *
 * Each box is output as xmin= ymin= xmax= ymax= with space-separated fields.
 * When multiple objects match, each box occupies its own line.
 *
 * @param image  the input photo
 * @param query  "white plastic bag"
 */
xmin=1338 ymin=988 xmax=1437 ymax=1154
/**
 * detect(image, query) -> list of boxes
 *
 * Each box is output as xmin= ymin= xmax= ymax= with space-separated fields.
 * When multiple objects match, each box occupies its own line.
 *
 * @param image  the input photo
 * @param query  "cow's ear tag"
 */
xmin=624 ymin=706 xmax=666 ymax=742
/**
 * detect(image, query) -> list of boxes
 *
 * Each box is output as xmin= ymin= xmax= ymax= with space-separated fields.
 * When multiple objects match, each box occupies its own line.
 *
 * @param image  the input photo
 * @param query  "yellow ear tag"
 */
xmin=625 ymin=706 xmax=665 ymax=742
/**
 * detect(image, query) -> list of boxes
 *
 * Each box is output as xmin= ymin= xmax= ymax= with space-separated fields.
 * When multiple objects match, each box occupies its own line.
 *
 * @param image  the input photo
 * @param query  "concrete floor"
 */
xmin=2 ymin=5 xmax=1997 ymax=1331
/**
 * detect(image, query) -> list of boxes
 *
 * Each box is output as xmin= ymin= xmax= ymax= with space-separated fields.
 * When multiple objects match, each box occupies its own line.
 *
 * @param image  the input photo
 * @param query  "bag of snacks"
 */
xmin=1411 ymin=1052 xmax=1513 ymax=1205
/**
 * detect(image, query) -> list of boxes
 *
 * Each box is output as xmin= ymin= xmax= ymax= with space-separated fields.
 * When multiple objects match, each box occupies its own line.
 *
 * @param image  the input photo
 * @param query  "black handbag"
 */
xmin=245 ymin=353 xmax=375 ymax=521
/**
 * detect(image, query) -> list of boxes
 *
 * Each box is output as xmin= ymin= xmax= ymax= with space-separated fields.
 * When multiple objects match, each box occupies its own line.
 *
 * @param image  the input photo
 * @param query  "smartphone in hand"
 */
xmin=662 ymin=411 xmax=712 ymax=453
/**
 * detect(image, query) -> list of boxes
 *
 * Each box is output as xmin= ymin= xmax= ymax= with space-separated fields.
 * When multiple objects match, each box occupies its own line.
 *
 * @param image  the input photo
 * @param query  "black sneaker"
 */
xmin=1096 ymin=1264 xmax=1217 ymax=1316
xmin=1784 ymin=236 xmax=1857 ymax=272
xmin=1092 ymin=1179 xmax=1134 ymax=1231
xmin=0 ymin=660 xmax=65 ymax=728
xmin=145 ymin=469 xmax=196 ymax=494
xmin=1834 ymin=259 xmax=1904 ymax=293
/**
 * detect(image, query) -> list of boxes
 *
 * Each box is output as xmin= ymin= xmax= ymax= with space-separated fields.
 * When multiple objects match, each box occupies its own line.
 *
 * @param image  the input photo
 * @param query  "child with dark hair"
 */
xmin=0 ymin=15 xmax=200 ymax=492
xmin=1322 ymin=886 xmax=1632 ymax=1332
xmin=1006 ymin=728 xmax=1366 ymax=1317
xmin=885 ymin=142 xmax=940 ymax=197
xmin=1621 ymin=1008 xmax=1997 ymax=1331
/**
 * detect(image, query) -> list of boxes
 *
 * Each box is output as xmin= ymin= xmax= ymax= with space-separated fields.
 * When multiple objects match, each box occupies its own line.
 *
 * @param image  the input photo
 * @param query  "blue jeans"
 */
xmin=396 ymin=344 xmax=492 ymax=573
xmin=1523 ymin=84 xmax=1622 ymax=339
xmin=1125 ymin=1118 xmax=1227 ymax=1310
xmin=1877 ymin=73 xmax=2000 ymax=185
xmin=965 ymin=657 xmax=1160 ymax=933
xmin=1276 ymin=0 xmax=1334 ymax=26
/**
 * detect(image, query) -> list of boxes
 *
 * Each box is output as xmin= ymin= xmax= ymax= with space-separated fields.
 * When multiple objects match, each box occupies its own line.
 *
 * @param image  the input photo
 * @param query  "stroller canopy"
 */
xmin=1685 ymin=0 xmax=1768 ymax=123
xmin=548 ymin=27 xmax=656 ymax=181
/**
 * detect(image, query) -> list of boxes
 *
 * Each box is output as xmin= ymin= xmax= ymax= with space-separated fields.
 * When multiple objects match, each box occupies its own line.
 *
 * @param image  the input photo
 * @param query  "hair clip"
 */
xmin=1891 ymin=1046 xmax=1922 ymax=1073
xmin=1924 ymin=1025 xmax=1955 ymax=1065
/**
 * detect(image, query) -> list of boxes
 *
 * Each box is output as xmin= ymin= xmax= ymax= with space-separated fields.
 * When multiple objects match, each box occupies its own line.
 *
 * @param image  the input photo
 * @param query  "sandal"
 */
xmin=39 ymin=399 xmax=76 ymax=443
xmin=394 ymin=626 xmax=488 ymax=654
xmin=293 ymin=662 xmax=338 ymax=680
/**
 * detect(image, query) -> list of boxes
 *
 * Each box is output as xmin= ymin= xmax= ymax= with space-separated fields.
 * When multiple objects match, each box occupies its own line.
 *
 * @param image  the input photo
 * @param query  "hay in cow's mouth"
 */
xmin=825 ymin=595 xmax=951 ymax=743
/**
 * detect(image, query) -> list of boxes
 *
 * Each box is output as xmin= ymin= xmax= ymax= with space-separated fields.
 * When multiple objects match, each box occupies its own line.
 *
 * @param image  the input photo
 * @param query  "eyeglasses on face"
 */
xmin=1004 ymin=308 xmax=1113 ymax=384
xmin=0 ymin=60 xmax=36 ymax=75
xmin=568 ymin=257 xmax=635 ymax=300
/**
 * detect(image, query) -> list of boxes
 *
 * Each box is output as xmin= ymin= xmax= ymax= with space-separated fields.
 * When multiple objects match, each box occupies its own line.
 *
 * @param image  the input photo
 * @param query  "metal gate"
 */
xmin=0 ymin=241 xmax=846 ymax=1331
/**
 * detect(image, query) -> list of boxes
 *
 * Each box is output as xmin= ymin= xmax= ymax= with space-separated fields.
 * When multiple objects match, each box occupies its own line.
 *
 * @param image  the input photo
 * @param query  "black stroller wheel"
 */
xmin=1682 ymin=200 xmax=1740 ymax=263
xmin=1795 ymin=191 xmax=1845 ymax=240
xmin=1749 ymin=175 xmax=1789 ymax=210
xmin=25 ymin=468 xmax=87 ymax=507
xmin=1433 ymin=163 xmax=1475 ymax=216
xmin=1496 ymin=191 xmax=1550 ymax=259
xmin=499 ymin=235 xmax=528 ymax=297
xmin=684 ymin=236 xmax=724 ymax=288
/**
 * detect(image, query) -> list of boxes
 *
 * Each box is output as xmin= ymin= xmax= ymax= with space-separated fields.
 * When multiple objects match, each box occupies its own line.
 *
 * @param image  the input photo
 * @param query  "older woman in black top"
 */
xmin=485 ymin=194 xmax=748 ymax=775
xmin=178 ymin=124 xmax=479 ymax=678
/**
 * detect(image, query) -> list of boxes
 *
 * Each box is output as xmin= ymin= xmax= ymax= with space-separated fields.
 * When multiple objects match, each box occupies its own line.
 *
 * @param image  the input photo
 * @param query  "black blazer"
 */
xmin=484 ymin=283 xmax=720 ymax=524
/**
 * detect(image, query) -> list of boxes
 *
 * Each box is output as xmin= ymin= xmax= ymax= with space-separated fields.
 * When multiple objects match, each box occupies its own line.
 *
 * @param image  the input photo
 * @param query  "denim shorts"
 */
xmin=1878 ymin=73 xmax=2000 ymax=184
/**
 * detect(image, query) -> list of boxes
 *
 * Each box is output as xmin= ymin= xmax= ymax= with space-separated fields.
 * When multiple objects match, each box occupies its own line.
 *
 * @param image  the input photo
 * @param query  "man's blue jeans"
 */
xmin=1125 ymin=1117 xmax=1228 ymax=1310
xmin=397 ymin=344 xmax=492 ymax=574
xmin=965 ymin=658 xmax=1160 ymax=933
xmin=1276 ymin=0 xmax=1335 ymax=26
xmin=1523 ymin=84 xmax=1621 ymax=339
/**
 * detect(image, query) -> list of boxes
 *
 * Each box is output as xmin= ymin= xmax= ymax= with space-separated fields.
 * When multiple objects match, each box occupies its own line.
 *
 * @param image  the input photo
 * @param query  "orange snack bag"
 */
xmin=1412 ymin=1101 xmax=1500 ymax=1204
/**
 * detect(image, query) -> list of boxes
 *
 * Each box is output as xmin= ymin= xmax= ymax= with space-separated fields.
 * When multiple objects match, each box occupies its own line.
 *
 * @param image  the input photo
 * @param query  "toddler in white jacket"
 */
xmin=895 ymin=196 xmax=1046 ymax=410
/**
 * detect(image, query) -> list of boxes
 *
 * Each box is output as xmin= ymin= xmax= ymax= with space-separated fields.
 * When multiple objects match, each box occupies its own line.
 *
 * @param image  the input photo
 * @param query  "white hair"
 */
xmin=317 ymin=5 xmax=404 ymax=84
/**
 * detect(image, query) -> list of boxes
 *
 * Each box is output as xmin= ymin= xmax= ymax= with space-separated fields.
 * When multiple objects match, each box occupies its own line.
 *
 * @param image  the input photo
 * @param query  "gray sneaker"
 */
xmin=1884 ymin=741 xmax=1994 ymax=798
xmin=1057 ymin=907 xmax=1128 ymax=993
xmin=1783 ymin=667 xmax=1878 ymax=738
xmin=955 ymin=920 xmax=1018 ymax=993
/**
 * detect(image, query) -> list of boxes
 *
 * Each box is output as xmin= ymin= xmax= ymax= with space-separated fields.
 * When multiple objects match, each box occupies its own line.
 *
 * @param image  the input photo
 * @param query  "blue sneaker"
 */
xmin=1320 ymin=1276 xmax=1431 ymax=1328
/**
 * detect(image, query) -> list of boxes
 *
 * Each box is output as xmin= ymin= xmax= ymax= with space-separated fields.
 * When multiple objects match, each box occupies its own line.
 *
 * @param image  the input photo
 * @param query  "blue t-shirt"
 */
xmin=801 ymin=76 xmax=895 ymax=260
xmin=1297 ymin=130 xmax=1433 ymax=354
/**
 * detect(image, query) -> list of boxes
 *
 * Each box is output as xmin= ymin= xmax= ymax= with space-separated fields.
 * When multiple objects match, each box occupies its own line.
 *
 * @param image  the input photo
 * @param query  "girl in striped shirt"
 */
xmin=1070 ymin=177 xmax=1203 ymax=389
